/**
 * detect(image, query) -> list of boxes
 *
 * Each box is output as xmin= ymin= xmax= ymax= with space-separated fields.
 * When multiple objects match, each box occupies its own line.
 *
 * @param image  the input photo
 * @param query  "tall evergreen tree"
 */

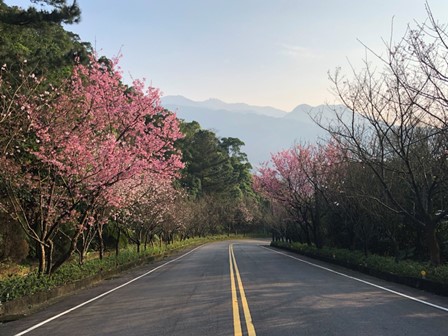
xmin=177 ymin=121 xmax=252 ymax=199
xmin=0 ymin=0 xmax=89 ymax=82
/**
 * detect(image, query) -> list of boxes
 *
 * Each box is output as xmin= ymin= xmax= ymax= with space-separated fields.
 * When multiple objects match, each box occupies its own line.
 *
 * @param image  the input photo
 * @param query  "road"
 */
xmin=1 ymin=240 xmax=448 ymax=335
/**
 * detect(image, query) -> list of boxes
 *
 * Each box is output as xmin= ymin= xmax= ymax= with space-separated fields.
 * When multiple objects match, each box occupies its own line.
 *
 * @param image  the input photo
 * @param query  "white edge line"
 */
xmin=262 ymin=246 xmax=448 ymax=313
xmin=15 ymin=245 xmax=203 ymax=336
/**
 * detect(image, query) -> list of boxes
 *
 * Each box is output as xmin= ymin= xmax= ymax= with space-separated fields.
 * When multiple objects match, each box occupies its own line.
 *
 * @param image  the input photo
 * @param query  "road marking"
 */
xmin=263 ymin=246 xmax=448 ymax=313
xmin=229 ymin=245 xmax=242 ymax=336
xmin=229 ymin=244 xmax=256 ymax=336
xmin=14 ymin=245 xmax=204 ymax=336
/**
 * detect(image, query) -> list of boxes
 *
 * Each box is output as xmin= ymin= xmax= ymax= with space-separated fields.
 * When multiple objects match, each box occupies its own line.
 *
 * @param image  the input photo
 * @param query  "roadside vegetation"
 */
xmin=0 ymin=0 xmax=269 ymax=300
xmin=0 ymin=235 xmax=243 ymax=303
xmin=255 ymin=3 xmax=448 ymax=276
xmin=2 ymin=0 xmax=448 ymax=307
xmin=271 ymin=241 xmax=448 ymax=285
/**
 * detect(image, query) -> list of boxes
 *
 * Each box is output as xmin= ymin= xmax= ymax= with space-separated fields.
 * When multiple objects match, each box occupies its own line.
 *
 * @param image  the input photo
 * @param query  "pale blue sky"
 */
xmin=6 ymin=1 xmax=448 ymax=111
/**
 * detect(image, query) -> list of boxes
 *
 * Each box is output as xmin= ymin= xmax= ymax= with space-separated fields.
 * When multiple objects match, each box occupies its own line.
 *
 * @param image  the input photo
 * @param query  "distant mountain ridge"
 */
xmin=162 ymin=95 xmax=346 ymax=166
xmin=162 ymin=95 xmax=287 ymax=118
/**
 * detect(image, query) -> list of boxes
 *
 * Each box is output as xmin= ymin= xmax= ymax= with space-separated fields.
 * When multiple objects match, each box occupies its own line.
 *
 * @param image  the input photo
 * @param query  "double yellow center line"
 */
xmin=229 ymin=244 xmax=256 ymax=336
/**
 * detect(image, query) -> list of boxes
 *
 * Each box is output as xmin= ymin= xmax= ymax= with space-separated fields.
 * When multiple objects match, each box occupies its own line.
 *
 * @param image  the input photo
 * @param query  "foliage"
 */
xmin=254 ymin=142 xmax=346 ymax=247
xmin=0 ymin=0 xmax=81 ymax=25
xmin=271 ymin=241 xmax=448 ymax=285
xmin=258 ymin=6 xmax=448 ymax=267
xmin=0 ymin=0 xmax=89 ymax=84
xmin=174 ymin=120 xmax=262 ymax=236
xmin=0 ymin=0 xmax=265 ymax=280
xmin=322 ymin=5 xmax=448 ymax=265
xmin=0 ymin=56 xmax=183 ymax=275
xmin=177 ymin=121 xmax=252 ymax=199
xmin=0 ymin=235 xmax=242 ymax=303
xmin=113 ymin=174 xmax=184 ymax=253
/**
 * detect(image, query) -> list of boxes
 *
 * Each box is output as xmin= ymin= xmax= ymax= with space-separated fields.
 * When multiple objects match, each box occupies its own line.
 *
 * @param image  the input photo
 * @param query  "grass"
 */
xmin=0 ymin=235 xmax=241 ymax=304
xmin=271 ymin=240 xmax=448 ymax=285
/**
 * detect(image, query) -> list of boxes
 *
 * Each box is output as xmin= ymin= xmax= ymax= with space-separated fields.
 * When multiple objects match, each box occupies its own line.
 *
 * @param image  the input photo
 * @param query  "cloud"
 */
xmin=280 ymin=44 xmax=322 ymax=60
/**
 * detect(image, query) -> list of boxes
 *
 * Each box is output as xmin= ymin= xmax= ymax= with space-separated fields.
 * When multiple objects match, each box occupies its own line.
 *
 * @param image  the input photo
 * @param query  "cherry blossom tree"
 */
xmin=0 ymin=56 xmax=183 ymax=274
xmin=254 ymin=142 xmax=345 ymax=246
xmin=112 ymin=174 xmax=182 ymax=254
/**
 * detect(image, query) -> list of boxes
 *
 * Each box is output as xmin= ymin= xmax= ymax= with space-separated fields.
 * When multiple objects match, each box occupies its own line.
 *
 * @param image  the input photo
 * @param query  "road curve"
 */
xmin=1 ymin=240 xmax=448 ymax=336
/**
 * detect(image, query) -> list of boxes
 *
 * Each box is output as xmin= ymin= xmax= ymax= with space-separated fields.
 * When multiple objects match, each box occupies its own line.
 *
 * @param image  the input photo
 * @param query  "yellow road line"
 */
xmin=229 ymin=245 xmax=242 ymax=336
xmin=229 ymin=244 xmax=256 ymax=336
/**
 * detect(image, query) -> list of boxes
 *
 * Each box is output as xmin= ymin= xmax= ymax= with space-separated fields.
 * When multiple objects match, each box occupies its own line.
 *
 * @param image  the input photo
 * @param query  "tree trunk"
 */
xmin=37 ymin=242 xmax=46 ymax=276
xmin=425 ymin=224 xmax=441 ymax=265
xmin=136 ymin=228 xmax=142 ymax=253
xmin=98 ymin=227 xmax=104 ymax=260
xmin=45 ymin=240 xmax=54 ymax=275
xmin=363 ymin=241 xmax=368 ymax=258
xmin=115 ymin=228 xmax=121 ymax=257
xmin=50 ymin=227 xmax=82 ymax=274
xmin=78 ymin=249 xmax=84 ymax=265
xmin=303 ymin=223 xmax=312 ymax=246
xmin=312 ymin=215 xmax=322 ymax=249
xmin=392 ymin=237 xmax=400 ymax=263
xmin=144 ymin=233 xmax=148 ymax=251
xmin=313 ymin=192 xmax=322 ymax=249
xmin=78 ymin=234 xmax=86 ymax=265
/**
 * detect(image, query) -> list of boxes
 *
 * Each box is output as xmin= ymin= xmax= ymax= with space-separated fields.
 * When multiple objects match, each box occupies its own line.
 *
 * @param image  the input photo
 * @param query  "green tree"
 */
xmin=176 ymin=120 xmax=261 ymax=235
xmin=0 ymin=0 xmax=81 ymax=25
xmin=0 ymin=0 xmax=89 ymax=83
xmin=220 ymin=137 xmax=253 ymax=198
xmin=177 ymin=121 xmax=252 ymax=199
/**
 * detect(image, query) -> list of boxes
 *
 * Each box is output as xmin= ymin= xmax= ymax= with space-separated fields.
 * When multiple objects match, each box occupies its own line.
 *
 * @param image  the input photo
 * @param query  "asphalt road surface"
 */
xmin=2 ymin=239 xmax=448 ymax=335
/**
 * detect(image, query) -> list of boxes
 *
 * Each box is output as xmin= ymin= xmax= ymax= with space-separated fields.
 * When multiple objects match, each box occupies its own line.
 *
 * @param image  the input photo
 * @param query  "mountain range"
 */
xmin=161 ymin=95 xmax=345 ymax=167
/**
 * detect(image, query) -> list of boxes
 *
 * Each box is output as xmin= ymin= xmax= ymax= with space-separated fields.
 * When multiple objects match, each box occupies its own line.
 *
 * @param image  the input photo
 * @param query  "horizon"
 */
xmin=6 ymin=1 xmax=448 ymax=111
xmin=162 ymin=94 xmax=339 ymax=113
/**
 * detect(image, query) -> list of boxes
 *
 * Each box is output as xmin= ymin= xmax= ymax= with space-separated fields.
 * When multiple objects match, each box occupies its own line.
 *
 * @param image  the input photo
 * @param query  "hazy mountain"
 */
xmin=162 ymin=95 xmax=287 ymax=118
xmin=285 ymin=104 xmax=351 ymax=124
xmin=161 ymin=96 xmax=345 ymax=167
xmin=287 ymin=104 xmax=315 ymax=118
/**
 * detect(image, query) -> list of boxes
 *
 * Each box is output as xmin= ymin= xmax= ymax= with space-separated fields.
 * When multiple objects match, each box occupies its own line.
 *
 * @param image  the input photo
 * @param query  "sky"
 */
xmin=6 ymin=0 xmax=448 ymax=111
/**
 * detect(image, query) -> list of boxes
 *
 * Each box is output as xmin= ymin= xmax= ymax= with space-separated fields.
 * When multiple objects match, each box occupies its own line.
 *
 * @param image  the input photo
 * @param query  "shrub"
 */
xmin=271 ymin=241 xmax=448 ymax=284
xmin=0 ymin=235 xmax=242 ymax=303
